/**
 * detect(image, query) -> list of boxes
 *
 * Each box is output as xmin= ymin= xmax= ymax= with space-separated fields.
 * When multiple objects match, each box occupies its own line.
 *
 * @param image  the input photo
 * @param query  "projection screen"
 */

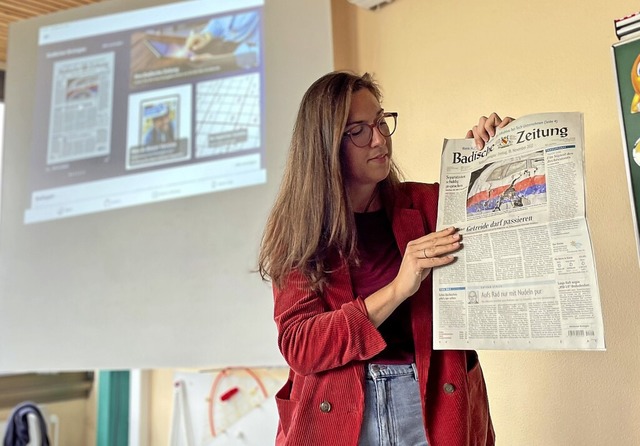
xmin=0 ymin=0 xmax=333 ymax=371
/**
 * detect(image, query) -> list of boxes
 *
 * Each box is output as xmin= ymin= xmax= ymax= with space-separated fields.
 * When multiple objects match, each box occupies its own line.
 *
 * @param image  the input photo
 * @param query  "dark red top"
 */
xmin=352 ymin=209 xmax=414 ymax=364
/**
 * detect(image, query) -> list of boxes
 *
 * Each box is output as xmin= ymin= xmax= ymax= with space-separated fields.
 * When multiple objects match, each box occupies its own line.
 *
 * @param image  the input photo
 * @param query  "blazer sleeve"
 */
xmin=273 ymin=269 xmax=387 ymax=376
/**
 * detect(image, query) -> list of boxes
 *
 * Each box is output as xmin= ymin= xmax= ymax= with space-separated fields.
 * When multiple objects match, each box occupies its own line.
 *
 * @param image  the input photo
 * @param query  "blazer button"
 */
xmin=319 ymin=401 xmax=332 ymax=413
xmin=443 ymin=383 xmax=456 ymax=394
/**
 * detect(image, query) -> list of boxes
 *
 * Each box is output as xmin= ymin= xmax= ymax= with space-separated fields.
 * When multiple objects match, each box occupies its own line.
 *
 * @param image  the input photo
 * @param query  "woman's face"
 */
xmin=341 ymin=89 xmax=392 ymax=191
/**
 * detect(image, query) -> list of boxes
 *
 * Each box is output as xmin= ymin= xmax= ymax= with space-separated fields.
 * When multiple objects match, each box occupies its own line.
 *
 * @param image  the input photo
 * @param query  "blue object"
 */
xmin=204 ymin=11 xmax=260 ymax=44
xmin=2 ymin=402 xmax=50 ymax=446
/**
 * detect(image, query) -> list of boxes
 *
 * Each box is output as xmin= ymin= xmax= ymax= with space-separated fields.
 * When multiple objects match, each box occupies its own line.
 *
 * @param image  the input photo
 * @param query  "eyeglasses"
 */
xmin=343 ymin=112 xmax=398 ymax=147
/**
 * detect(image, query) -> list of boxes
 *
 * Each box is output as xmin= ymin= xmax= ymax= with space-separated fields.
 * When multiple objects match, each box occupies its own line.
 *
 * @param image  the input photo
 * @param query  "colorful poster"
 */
xmin=613 ymin=35 xmax=640 ymax=265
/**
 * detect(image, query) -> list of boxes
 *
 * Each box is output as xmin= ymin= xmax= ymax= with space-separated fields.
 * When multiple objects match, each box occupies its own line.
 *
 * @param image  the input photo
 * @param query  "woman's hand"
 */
xmin=391 ymin=226 xmax=461 ymax=301
xmin=364 ymin=227 xmax=461 ymax=327
xmin=185 ymin=31 xmax=213 ymax=53
xmin=466 ymin=112 xmax=514 ymax=149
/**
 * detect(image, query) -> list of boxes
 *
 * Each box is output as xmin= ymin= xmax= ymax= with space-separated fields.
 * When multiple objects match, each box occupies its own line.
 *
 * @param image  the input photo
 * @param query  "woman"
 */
xmin=258 ymin=71 xmax=511 ymax=446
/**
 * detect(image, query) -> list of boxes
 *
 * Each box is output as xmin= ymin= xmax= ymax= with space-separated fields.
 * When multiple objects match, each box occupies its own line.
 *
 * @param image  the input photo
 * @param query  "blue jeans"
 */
xmin=358 ymin=363 xmax=429 ymax=446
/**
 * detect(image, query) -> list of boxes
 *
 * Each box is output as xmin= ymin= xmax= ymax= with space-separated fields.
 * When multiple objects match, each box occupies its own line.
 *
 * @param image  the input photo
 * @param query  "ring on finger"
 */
xmin=423 ymin=248 xmax=428 ymax=259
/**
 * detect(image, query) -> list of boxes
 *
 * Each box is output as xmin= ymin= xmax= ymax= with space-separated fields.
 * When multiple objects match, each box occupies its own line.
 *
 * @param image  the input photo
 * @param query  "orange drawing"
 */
xmin=631 ymin=54 xmax=640 ymax=113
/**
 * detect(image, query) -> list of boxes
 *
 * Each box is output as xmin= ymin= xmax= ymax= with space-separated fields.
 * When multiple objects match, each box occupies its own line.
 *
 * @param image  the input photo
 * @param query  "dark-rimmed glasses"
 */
xmin=343 ymin=112 xmax=398 ymax=147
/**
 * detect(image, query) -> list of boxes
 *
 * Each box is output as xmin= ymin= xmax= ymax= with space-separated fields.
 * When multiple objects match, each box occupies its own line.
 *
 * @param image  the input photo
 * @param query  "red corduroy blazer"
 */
xmin=273 ymin=182 xmax=494 ymax=446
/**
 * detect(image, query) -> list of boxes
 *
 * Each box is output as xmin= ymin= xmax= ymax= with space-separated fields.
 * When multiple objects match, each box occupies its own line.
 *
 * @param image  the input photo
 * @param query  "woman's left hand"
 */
xmin=466 ymin=112 xmax=514 ymax=149
xmin=402 ymin=227 xmax=462 ymax=289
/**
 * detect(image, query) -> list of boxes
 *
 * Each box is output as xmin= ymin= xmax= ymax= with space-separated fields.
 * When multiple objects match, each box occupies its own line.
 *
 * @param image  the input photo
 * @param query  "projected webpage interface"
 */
xmin=25 ymin=1 xmax=265 ymax=223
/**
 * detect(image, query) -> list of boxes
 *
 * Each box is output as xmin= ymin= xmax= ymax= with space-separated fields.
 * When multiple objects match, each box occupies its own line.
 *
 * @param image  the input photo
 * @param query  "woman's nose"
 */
xmin=370 ymin=125 xmax=386 ymax=147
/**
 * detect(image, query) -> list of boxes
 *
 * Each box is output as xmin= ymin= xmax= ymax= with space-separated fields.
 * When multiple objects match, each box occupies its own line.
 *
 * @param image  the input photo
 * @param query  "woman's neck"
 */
xmin=350 ymin=184 xmax=381 ymax=213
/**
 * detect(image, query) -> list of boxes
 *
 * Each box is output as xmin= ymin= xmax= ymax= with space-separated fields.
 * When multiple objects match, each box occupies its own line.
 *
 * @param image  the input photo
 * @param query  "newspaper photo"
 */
xmin=433 ymin=112 xmax=605 ymax=351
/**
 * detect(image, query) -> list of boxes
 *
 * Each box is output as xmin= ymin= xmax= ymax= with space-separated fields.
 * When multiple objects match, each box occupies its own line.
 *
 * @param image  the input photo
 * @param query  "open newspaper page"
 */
xmin=433 ymin=112 xmax=605 ymax=350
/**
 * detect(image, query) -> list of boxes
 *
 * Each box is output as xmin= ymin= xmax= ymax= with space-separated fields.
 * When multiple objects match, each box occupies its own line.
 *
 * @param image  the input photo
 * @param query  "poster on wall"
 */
xmin=170 ymin=367 xmax=288 ymax=446
xmin=612 ymin=34 xmax=640 ymax=266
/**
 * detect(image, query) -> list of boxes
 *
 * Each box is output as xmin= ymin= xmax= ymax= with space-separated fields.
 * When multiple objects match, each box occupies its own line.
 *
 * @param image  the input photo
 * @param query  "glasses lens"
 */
xmin=378 ymin=114 xmax=396 ymax=137
xmin=346 ymin=113 xmax=397 ymax=147
xmin=350 ymin=125 xmax=372 ymax=147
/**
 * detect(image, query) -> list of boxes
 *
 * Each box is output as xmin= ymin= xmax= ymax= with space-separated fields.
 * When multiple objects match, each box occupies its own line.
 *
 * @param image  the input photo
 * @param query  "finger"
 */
xmin=408 ymin=228 xmax=458 ymax=259
xmin=474 ymin=116 xmax=491 ymax=143
xmin=484 ymin=112 xmax=503 ymax=138
xmin=415 ymin=232 xmax=461 ymax=259
xmin=190 ymin=35 xmax=211 ymax=52
xmin=421 ymin=239 xmax=460 ymax=259
xmin=425 ymin=253 xmax=456 ymax=264
xmin=498 ymin=116 xmax=515 ymax=128
xmin=420 ymin=226 xmax=458 ymax=245
xmin=192 ymin=39 xmax=206 ymax=51
xmin=411 ymin=226 xmax=457 ymax=246
xmin=473 ymin=132 xmax=486 ymax=150
xmin=186 ymin=36 xmax=200 ymax=51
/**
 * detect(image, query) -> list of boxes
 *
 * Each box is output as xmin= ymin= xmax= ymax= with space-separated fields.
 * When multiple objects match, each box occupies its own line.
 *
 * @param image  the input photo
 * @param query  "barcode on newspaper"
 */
xmin=568 ymin=330 xmax=595 ymax=337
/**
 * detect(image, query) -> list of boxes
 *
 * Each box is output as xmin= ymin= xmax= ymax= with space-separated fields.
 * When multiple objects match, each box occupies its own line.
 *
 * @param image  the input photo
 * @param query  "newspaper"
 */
xmin=47 ymin=53 xmax=115 ymax=165
xmin=433 ymin=112 xmax=605 ymax=350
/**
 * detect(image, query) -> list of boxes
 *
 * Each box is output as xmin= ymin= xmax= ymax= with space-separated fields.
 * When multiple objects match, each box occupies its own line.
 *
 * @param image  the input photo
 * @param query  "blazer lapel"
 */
xmin=390 ymin=188 xmax=434 ymax=401
xmin=391 ymin=197 xmax=426 ymax=255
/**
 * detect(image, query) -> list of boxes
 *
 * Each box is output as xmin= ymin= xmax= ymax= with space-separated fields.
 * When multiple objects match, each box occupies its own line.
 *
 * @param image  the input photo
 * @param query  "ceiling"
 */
xmin=0 ymin=0 xmax=104 ymax=68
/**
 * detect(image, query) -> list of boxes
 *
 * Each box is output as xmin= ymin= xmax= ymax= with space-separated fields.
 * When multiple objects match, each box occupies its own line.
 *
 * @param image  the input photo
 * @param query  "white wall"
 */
xmin=332 ymin=0 xmax=640 ymax=444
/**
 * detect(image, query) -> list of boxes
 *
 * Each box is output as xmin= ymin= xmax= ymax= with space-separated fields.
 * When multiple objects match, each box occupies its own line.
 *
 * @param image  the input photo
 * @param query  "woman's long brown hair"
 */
xmin=258 ymin=71 xmax=402 ymax=292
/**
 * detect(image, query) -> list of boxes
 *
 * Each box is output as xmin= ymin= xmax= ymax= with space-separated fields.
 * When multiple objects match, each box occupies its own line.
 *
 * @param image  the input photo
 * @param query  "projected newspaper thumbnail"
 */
xmin=47 ymin=53 xmax=114 ymax=165
xmin=195 ymin=73 xmax=260 ymax=158
xmin=126 ymin=86 xmax=192 ymax=170
xmin=129 ymin=10 xmax=260 ymax=89
xmin=25 ymin=0 xmax=265 ymax=224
